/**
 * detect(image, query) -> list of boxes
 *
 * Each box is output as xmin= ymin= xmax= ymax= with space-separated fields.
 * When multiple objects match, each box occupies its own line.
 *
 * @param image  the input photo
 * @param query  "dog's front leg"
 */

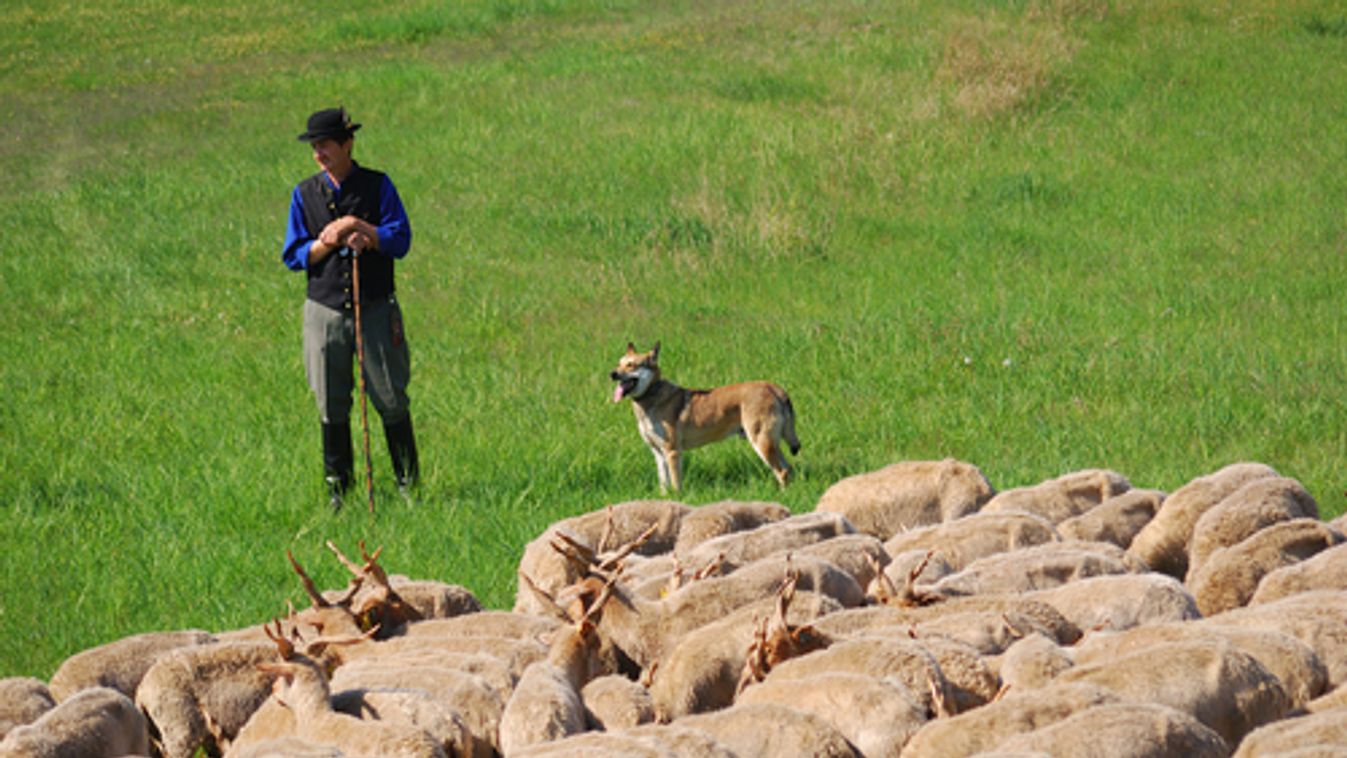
xmin=652 ymin=448 xmax=673 ymax=492
xmin=665 ymin=446 xmax=684 ymax=492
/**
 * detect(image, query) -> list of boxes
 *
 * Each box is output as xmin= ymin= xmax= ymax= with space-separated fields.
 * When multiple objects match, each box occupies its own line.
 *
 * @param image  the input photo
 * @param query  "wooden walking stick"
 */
xmin=350 ymin=244 xmax=376 ymax=516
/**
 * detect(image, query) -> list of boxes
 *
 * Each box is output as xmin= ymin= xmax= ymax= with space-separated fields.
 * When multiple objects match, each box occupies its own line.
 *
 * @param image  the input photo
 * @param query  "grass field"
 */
xmin=2 ymin=0 xmax=1345 ymax=679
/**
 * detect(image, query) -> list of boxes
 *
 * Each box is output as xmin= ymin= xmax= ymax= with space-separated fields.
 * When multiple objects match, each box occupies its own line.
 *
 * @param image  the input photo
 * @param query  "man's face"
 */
xmin=310 ymin=137 xmax=353 ymax=177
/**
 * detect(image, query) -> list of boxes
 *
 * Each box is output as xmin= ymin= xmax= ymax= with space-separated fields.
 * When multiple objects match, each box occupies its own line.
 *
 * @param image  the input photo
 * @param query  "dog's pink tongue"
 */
xmin=613 ymin=385 xmax=625 ymax=403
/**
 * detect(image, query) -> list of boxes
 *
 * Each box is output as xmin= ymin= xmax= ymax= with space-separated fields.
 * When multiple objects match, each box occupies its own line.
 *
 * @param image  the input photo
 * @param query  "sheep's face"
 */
xmin=611 ymin=342 xmax=661 ymax=402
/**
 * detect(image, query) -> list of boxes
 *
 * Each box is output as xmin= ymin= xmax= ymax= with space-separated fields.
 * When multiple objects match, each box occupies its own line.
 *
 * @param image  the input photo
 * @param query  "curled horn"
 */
xmin=287 ymin=550 xmax=332 ymax=609
xmin=598 ymin=522 xmax=659 ymax=573
xmin=519 ymin=570 xmax=572 ymax=624
xmin=263 ymin=618 xmax=295 ymax=660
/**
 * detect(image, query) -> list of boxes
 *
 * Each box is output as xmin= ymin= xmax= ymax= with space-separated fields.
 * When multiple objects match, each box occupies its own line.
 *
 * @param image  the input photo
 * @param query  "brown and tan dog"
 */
xmin=610 ymin=342 xmax=800 ymax=492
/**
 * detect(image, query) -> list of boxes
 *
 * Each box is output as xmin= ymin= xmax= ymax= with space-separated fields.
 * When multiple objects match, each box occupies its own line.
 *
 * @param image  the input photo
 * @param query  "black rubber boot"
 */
xmin=383 ymin=416 xmax=420 ymax=492
xmin=322 ymin=422 xmax=353 ymax=511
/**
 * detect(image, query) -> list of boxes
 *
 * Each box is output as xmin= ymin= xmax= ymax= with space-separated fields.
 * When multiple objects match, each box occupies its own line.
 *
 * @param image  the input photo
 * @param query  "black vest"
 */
xmin=299 ymin=165 xmax=395 ymax=310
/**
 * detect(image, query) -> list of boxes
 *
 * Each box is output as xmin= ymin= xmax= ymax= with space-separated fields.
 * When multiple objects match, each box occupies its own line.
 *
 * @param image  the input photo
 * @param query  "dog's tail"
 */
xmin=781 ymin=394 xmax=801 ymax=456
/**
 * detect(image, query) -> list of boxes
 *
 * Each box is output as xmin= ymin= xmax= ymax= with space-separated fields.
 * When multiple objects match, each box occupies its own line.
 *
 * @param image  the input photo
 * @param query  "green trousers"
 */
xmin=303 ymin=296 xmax=411 ymax=425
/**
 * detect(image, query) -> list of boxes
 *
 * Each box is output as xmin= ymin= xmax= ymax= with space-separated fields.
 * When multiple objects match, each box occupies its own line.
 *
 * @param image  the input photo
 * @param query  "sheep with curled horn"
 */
xmin=249 ymin=620 xmax=448 ymax=758
xmin=734 ymin=561 xmax=832 ymax=696
xmin=500 ymin=570 xmax=616 ymax=754
xmin=324 ymin=540 xmax=425 ymax=636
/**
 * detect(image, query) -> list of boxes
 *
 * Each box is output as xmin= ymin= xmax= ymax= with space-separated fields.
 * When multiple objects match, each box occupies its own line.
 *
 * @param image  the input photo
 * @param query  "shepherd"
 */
xmin=281 ymin=107 xmax=420 ymax=510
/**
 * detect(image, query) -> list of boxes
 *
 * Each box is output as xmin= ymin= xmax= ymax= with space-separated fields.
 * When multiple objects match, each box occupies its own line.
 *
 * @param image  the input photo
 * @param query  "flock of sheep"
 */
xmin=3 ymin=458 xmax=1347 ymax=757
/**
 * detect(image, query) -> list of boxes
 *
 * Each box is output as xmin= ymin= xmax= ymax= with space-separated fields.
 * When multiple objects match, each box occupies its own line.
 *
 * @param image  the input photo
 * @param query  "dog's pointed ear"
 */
xmin=651 ymin=341 xmax=661 ymax=360
xmin=626 ymin=341 xmax=637 ymax=355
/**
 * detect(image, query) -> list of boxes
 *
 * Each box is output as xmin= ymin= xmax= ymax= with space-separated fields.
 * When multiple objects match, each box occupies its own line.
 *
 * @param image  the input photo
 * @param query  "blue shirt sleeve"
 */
xmin=281 ymin=185 xmax=313 ymax=271
xmin=375 ymin=175 xmax=412 ymax=259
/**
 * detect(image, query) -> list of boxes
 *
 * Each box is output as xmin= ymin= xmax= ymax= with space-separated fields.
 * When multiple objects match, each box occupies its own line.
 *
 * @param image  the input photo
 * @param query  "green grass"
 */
xmin=2 ymin=0 xmax=1345 ymax=679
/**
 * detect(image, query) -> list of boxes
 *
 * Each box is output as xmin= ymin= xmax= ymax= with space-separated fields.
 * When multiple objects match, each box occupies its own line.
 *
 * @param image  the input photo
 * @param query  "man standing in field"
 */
xmin=281 ymin=107 xmax=419 ymax=510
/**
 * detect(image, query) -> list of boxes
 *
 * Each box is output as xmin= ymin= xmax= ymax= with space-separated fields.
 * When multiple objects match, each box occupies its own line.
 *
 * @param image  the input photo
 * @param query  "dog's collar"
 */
xmin=631 ymin=378 xmax=671 ymax=402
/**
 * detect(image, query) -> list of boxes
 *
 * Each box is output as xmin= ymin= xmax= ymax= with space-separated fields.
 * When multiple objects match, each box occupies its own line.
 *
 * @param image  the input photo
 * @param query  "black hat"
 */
xmin=297 ymin=107 xmax=361 ymax=142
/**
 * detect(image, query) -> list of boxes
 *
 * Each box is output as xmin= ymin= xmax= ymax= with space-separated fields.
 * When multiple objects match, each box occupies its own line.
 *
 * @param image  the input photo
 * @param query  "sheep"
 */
xmin=647 ymin=590 xmax=843 ymax=720
xmin=866 ymin=549 xmax=952 ymax=608
xmin=230 ymin=685 xmax=476 ymax=758
xmin=814 ymin=458 xmax=995 ymax=539
xmin=327 ymin=664 xmax=503 ymax=757
xmin=674 ymin=702 xmax=862 ymax=758
xmin=654 ymin=547 xmax=864 ymax=639
xmin=1251 ymin=541 xmax=1347 ymax=606
xmin=737 ymin=672 xmax=927 ymax=757
xmin=781 ymin=603 xmax=1002 ymax=716
xmin=992 ymin=632 xmax=1075 ymax=693
xmin=279 ymin=548 xmax=368 ymax=640
xmin=498 ymin=596 xmax=607 ymax=756
xmin=321 ymin=541 xmax=428 ymax=636
xmin=1185 ymin=476 xmax=1320 ymax=583
xmin=334 ymin=650 xmax=520 ymax=704
xmin=0 ymin=678 xmax=55 ymax=740
xmin=134 ymin=640 xmax=280 ymax=758
xmin=733 ymin=570 xmax=836 ymax=697
xmin=228 ymin=736 xmax=344 ymax=758
xmin=580 ymin=675 xmax=655 ymax=730
xmin=507 ymin=731 xmax=670 ymax=757
xmin=1128 ymin=461 xmax=1280 ymax=578
xmin=1232 ymin=706 xmax=1347 ymax=757
xmin=980 ymin=468 xmax=1132 ymax=525
xmin=908 ymin=607 xmax=1070 ymax=656
xmin=1307 ymin=684 xmax=1347 ymax=713
xmin=1055 ymin=487 xmax=1165 ymax=548
xmin=514 ymin=500 xmax=691 ymax=615
xmin=930 ymin=540 xmax=1148 ymax=598
xmin=673 ymin=511 xmax=858 ymax=576
xmin=1188 ymin=518 xmax=1344 ymax=616
xmin=749 ymin=636 xmax=949 ymax=717
xmin=225 ymin=692 xmax=297 ymax=757
xmin=1053 ymin=639 xmax=1291 ymax=747
xmin=986 ymin=702 xmax=1230 ymax=758
xmin=0 ymin=686 xmax=149 ymax=758
xmin=229 ymin=629 xmax=481 ymax=758
xmin=255 ymin=654 xmax=446 ymax=758
xmin=671 ymin=499 xmax=792 ymax=554
xmin=1021 ymin=573 xmax=1199 ymax=632
xmin=508 ymin=726 xmax=737 ymax=758
xmin=784 ymin=532 xmax=890 ymax=591
xmin=553 ymin=547 xmax=863 ymax=672
xmin=1206 ymin=590 xmax=1347 ymax=688
xmin=902 ymin=682 xmax=1123 ymax=757
xmin=1071 ymin=621 xmax=1329 ymax=710
xmin=341 ymin=632 xmax=547 ymax=686
xmin=381 ymin=577 xmax=483 ymax=621
xmin=911 ymin=635 xmax=1003 ymax=714
xmin=46 ymin=629 xmax=215 ymax=702
xmin=620 ymin=724 xmax=741 ymax=757
xmin=814 ymin=595 xmax=1081 ymax=649
xmin=290 ymin=542 xmax=474 ymax=642
xmin=400 ymin=610 xmax=561 ymax=642
xmin=332 ymin=688 xmax=476 ymax=758
xmin=882 ymin=510 xmax=1060 ymax=573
